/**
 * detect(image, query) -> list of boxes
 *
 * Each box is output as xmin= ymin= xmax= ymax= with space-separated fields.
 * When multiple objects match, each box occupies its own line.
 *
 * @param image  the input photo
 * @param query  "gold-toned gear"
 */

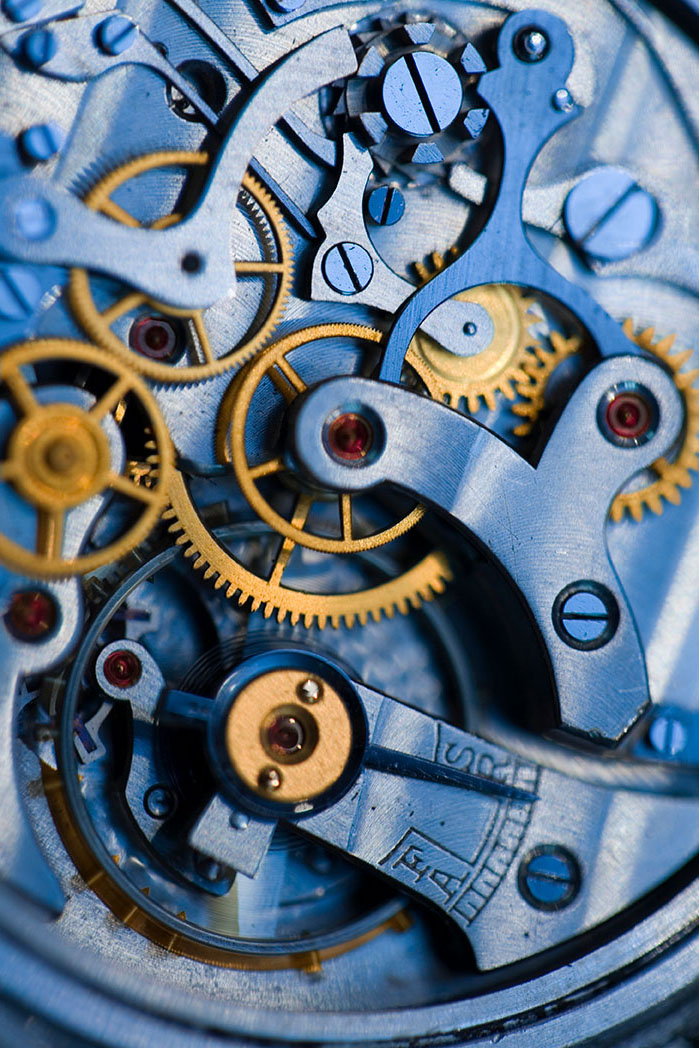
xmin=165 ymin=323 xmax=451 ymax=628
xmin=510 ymin=330 xmax=583 ymax=436
xmin=164 ymin=472 xmax=451 ymax=629
xmin=610 ymin=320 xmax=699 ymax=522
xmin=0 ymin=339 xmax=173 ymax=577
xmin=69 ymin=151 xmax=292 ymax=383
xmin=510 ymin=317 xmax=699 ymax=520
xmin=406 ymin=252 xmax=544 ymax=413
xmin=218 ymin=324 xmax=424 ymax=554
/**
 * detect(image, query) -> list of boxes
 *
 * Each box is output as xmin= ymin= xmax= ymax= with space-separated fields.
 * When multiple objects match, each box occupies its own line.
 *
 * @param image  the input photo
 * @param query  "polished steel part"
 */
xmin=0 ymin=0 xmax=698 ymax=1046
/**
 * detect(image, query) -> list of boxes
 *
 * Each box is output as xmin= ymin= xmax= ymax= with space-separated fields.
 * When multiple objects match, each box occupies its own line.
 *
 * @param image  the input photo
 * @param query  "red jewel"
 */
xmin=103 ymin=649 xmax=142 ymax=688
xmin=327 ymin=412 xmax=373 ymax=461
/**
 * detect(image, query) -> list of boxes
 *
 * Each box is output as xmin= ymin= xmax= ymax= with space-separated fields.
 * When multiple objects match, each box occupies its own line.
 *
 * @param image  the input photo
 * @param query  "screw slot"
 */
xmin=518 ymin=845 xmax=581 ymax=910
xmin=552 ymin=581 xmax=619 ymax=651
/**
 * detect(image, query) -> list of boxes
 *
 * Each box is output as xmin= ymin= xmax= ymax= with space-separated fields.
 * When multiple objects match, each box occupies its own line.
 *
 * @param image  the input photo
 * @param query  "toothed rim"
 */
xmin=163 ymin=472 xmax=452 ymax=630
xmin=69 ymin=152 xmax=293 ymax=384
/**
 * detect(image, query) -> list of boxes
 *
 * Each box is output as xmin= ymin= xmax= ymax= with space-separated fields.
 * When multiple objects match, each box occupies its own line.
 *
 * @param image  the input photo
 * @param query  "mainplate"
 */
xmin=0 ymin=1 xmax=697 ymax=1047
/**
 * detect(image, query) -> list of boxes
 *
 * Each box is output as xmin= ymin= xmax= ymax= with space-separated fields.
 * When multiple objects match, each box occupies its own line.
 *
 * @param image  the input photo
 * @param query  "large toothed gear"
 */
xmin=164 ymin=323 xmax=452 ymax=628
xmin=69 ymin=152 xmax=292 ymax=383
xmin=406 ymin=257 xmax=545 ymax=414
xmin=331 ymin=15 xmax=491 ymax=179
xmin=0 ymin=339 xmax=173 ymax=577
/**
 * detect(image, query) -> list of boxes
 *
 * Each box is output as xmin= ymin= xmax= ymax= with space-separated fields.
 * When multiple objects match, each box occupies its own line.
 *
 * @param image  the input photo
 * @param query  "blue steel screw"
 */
xmin=648 ymin=714 xmax=688 ymax=758
xmin=322 ymin=242 xmax=373 ymax=295
xmin=382 ymin=51 xmax=463 ymax=137
xmin=552 ymin=581 xmax=619 ymax=651
xmin=367 ymin=185 xmax=405 ymax=226
xmin=13 ymin=197 xmax=56 ymax=241
xmin=2 ymin=0 xmax=42 ymax=22
xmin=564 ymin=167 xmax=658 ymax=263
xmin=95 ymin=14 xmax=138 ymax=56
xmin=518 ymin=846 xmax=581 ymax=910
xmin=19 ymin=122 xmax=65 ymax=162
xmin=0 ymin=264 xmax=42 ymax=321
xmin=20 ymin=26 xmax=57 ymax=67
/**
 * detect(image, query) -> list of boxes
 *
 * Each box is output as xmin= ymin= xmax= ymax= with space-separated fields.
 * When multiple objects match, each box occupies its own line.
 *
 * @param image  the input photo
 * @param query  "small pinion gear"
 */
xmin=511 ymin=330 xmax=583 ymax=436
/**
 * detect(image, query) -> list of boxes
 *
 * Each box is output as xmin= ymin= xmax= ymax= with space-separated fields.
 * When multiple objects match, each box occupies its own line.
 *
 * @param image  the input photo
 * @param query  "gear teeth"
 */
xmin=610 ymin=321 xmax=699 ymax=522
xmin=512 ymin=332 xmax=582 ymax=436
xmin=407 ymin=258 xmax=547 ymax=417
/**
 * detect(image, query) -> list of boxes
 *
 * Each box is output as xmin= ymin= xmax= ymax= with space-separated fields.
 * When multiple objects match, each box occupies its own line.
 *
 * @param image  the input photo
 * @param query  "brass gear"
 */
xmin=510 ymin=330 xmax=583 ymax=436
xmin=406 ymin=253 xmax=544 ymax=413
xmin=165 ymin=323 xmax=452 ymax=628
xmin=610 ymin=320 xmax=699 ymax=522
xmin=218 ymin=324 xmax=424 ymax=554
xmin=164 ymin=473 xmax=451 ymax=629
xmin=69 ymin=151 xmax=292 ymax=383
xmin=0 ymin=339 xmax=173 ymax=577
xmin=510 ymin=317 xmax=699 ymax=521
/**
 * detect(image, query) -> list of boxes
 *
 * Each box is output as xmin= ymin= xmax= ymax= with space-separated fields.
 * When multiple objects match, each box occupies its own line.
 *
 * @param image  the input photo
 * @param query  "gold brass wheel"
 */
xmin=218 ymin=323 xmax=425 ymax=554
xmin=69 ymin=151 xmax=292 ymax=383
xmin=0 ymin=339 xmax=173 ymax=577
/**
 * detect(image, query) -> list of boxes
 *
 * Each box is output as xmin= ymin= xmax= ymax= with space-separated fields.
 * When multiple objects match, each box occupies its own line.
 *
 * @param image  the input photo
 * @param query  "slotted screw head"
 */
xmin=518 ymin=846 xmax=581 ymax=910
xmin=322 ymin=242 xmax=373 ymax=295
xmin=95 ymin=14 xmax=138 ymax=56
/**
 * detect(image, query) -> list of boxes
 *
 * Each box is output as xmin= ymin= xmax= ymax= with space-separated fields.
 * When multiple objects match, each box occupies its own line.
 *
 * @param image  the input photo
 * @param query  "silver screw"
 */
xmin=648 ymin=714 xmax=688 ymax=758
xmin=322 ymin=242 xmax=373 ymax=296
xmin=552 ymin=88 xmax=574 ymax=113
xmin=258 ymin=766 xmax=282 ymax=792
xmin=297 ymin=678 xmax=322 ymax=704
xmin=564 ymin=167 xmax=659 ymax=263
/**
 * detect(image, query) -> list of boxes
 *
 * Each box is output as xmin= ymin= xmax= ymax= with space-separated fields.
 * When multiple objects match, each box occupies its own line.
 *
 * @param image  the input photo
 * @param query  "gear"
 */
xmin=165 ymin=323 xmax=452 ymax=628
xmin=69 ymin=152 xmax=292 ymax=383
xmin=406 ymin=255 xmax=545 ymax=414
xmin=0 ymin=339 xmax=173 ymax=577
xmin=610 ymin=321 xmax=699 ymax=522
xmin=510 ymin=318 xmax=699 ymax=521
xmin=218 ymin=324 xmax=424 ymax=554
xmin=510 ymin=330 xmax=583 ymax=436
